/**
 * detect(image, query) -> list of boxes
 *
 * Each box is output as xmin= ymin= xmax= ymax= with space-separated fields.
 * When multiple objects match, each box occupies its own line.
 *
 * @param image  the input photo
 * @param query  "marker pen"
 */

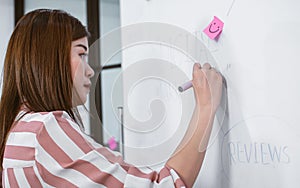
xmin=178 ymin=81 xmax=193 ymax=92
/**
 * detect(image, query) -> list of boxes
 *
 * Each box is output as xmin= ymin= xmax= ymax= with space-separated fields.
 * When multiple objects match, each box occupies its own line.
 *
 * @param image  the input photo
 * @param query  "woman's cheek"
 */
xmin=71 ymin=60 xmax=80 ymax=80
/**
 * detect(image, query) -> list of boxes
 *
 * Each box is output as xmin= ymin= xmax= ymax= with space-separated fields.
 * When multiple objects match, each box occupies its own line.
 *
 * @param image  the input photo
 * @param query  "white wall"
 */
xmin=0 ymin=0 xmax=14 ymax=94
xmin=120 ymin=0 xmax=300 ymax=187
xmin=100 ymin=0 xmax=123 ymax=147
xmin=24 ymin=0 xmax=87 ymax=25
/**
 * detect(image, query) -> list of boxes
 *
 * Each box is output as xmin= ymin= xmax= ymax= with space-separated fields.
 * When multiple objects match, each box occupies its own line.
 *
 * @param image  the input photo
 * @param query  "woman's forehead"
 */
xmin=72 ymin=37 xmax=88 ymax=50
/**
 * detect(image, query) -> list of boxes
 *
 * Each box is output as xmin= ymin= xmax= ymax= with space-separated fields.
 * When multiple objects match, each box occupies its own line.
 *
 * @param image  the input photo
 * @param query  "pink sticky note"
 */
xmin=203 ymin=16 xmax=224 ymax=40
xmin=108 ymin=137 xmax=117 ymax=150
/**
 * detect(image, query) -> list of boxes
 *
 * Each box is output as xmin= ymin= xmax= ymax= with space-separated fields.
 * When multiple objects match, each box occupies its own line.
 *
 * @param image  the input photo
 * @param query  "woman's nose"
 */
xmin=86 ymin=64 xmax=95 ymax=78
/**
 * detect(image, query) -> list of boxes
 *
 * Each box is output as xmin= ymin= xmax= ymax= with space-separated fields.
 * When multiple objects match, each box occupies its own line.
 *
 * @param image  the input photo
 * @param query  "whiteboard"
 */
xmin=118 ymin=0 xmax=300 ymax=187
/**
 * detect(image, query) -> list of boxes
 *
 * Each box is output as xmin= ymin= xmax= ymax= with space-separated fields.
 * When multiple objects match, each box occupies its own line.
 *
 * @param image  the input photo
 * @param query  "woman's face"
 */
xmin=70 ymin=37 xmax=94 ymax=106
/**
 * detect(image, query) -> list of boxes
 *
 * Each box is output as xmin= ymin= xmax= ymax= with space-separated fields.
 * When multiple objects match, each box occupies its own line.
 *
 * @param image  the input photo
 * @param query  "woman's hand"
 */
xmin=192 ymin=63 xmax=223 ymax=113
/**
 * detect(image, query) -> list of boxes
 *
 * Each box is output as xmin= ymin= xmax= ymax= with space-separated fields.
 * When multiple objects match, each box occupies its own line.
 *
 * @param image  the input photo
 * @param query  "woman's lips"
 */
xmin=84 ymin=83 xmax=91 ymax=89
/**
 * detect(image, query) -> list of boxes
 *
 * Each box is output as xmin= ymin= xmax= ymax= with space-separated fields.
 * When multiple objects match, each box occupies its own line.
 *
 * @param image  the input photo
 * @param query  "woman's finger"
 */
xmin=202 ymin=63 xmax=211 ymax=70
xmin=193 ymin=62 xmax=201 ymax=70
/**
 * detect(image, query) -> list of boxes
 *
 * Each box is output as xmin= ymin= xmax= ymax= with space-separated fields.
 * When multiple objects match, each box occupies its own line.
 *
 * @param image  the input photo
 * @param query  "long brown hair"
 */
xmin=0 ymin=9 xmax=90 ymax=170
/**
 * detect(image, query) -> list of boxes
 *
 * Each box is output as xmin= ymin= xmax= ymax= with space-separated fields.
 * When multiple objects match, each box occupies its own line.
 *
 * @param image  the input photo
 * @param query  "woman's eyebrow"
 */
xmin=75 ymin=44 xmax=87 ymax=51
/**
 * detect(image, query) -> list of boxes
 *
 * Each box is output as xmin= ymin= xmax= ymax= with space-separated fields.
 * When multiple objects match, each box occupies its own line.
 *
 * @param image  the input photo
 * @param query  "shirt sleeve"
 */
xmin=34 ymin=111 xmax=186 ymax=188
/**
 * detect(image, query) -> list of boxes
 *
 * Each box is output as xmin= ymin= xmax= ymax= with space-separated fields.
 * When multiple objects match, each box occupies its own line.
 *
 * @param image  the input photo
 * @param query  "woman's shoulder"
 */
xmin=18 ymin=110 xmax=72 ymax=122
xmin=12 ymin=110 xmax=75 ymax=134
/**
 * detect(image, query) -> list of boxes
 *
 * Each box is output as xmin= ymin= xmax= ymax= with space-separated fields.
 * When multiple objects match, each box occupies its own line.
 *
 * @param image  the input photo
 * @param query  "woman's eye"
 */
xmin=79 ymin=53 xmax=88 ymax=63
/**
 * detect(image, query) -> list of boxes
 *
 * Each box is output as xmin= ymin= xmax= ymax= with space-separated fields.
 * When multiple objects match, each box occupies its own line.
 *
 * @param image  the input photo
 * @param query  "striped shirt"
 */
xmin=2 ymin=110 xmax=186 ymax=187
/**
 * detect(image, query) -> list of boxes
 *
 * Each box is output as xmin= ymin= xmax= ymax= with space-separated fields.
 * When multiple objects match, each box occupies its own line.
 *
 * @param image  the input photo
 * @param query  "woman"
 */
xmin=0 ymin=9 xmax=223 ymax=187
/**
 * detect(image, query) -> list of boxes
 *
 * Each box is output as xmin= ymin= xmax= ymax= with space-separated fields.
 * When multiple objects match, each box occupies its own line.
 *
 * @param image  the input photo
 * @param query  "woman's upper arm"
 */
xmin=34 ymin=111 xmax=186 ymax=187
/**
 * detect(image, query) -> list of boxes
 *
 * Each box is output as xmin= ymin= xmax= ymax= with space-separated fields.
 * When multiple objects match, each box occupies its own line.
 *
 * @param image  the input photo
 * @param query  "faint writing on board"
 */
xmin=227 ymin=142 xmax=290 ymax=165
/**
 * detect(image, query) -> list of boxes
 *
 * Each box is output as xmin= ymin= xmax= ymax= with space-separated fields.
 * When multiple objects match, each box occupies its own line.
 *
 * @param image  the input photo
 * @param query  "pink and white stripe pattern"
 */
xmin=2 ymin=110 xmax=186 ymax=188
